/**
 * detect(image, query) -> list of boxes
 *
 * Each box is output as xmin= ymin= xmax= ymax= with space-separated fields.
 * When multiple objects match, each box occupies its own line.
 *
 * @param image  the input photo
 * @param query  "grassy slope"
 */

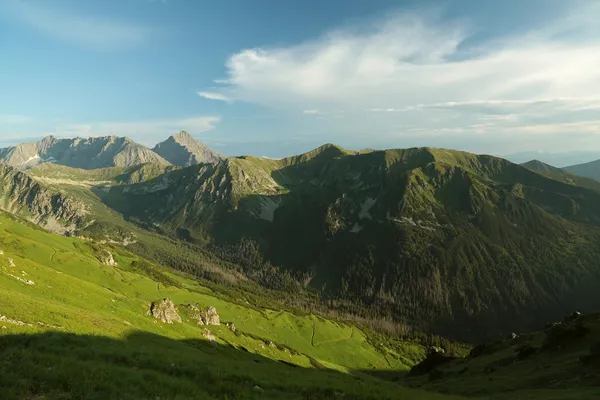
xmin=28 ymin=162 xmax=177 ymax=186
xmin=564 ymin=159 xmax=600 ymax=181
xmin=406 ymin=313 xmax=600 ymax=400
xmin=521 ymin=159 xmax=600 ymax=192
xmin=0 ymin=211 xmax=457 ymax=400
xmin=32 ymin=146 xmax=600 ymax=342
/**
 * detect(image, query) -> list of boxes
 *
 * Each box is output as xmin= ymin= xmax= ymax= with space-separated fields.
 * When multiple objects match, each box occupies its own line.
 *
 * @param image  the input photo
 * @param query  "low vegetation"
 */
xmin=0 ymin=211 xmax=459 ymax=399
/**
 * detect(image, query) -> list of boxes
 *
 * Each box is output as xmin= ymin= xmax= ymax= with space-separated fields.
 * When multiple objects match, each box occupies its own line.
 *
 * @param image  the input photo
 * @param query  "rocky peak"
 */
xmin=152 ymin=132 xmax=223 ymax=166
xmin=171 ymin=131 xmax=194 ymax=144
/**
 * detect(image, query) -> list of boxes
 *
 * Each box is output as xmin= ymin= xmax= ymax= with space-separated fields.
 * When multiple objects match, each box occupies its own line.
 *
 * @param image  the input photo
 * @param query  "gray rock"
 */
xmin=203 ymin=328 xmax=216 ymax=342
xmin=152 ymin=131 xmax=223 ymax=167
xmin=0 ymin=135 xmax=170 ymax=170
xmin=99 ymin=250 xmax=117 ymax=266
xmin=148 ymin=299 xmax=182 ymax=324
xmin=203 ymin=306 xmax=220 ymax=326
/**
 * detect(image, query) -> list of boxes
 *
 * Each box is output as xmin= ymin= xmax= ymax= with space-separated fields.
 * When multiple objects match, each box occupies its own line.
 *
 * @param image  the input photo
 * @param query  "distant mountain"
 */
xmin=521 ymin=160 xmax=600 ymax=191
xmin=99 ymin=144 xmax=600 ymax=340
xmin=152 ymin=131 xmax=223 ymax=166
xmin=0 ymin=136 xmax=170 ymax=170
xmin=564 ymin=159 xmax=600 ymax=182
xmin=504 ymin=151 xmax=600 ymax=168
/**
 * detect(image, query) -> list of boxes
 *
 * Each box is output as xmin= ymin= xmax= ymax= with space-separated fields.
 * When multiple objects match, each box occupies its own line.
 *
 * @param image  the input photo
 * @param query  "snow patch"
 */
xmin=23 ymin=154 xmax=40 ymax=165
xmin=358 ymin=197 xmax=377 ymax=220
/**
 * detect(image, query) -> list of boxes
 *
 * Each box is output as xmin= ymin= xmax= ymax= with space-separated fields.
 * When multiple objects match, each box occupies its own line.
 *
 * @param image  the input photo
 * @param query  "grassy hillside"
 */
xmin=521 ymin=160 xmax=600 ymax=191
xmin=405 ymin=312 xmax=600 ymax=399
xmin=0 ymin=211 xmax=462 ymax=399
xmin=564 ymin=158 xmax=600 ymax=182
xmin=94 ymin=146 xmax=600 ymax=341
xmin=29 ymin=162 xmax=178 ymax=186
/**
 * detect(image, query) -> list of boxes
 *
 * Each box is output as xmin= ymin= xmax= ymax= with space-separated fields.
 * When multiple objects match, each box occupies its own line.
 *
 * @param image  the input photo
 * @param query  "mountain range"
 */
xmin=564 ymin=158 xmax=600 ymax=182
xmin=2 ymin=135 xmax=600 ymax=341
xmin=3 ymin=133 xmax=600 ymax=399
xmin=0 ymin=131 xmax=222 ymax=170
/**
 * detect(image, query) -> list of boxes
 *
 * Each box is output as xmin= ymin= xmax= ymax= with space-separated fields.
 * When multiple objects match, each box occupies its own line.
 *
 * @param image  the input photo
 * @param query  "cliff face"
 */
xmin=152 ymin=131 xmax=223 ymax=166
xmin=0 ymin=136 xmax=170 ymax=170
xmin=0 ymin=164 xmax=89 ymax=233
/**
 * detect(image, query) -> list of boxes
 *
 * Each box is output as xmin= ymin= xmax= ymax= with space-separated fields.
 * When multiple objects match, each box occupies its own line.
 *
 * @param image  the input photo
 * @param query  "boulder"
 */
xmin=187 ymin=305 xmax=205 ymax=325
xmin=203 ymin=328 xmax=216 ymax=342
xmin=186 ymin=305 xmax=220 ymax=326
xmin=148 ymin=299 xmax=181 ymax=324
xmin=203 ymin=306 xmax=220 ymax=326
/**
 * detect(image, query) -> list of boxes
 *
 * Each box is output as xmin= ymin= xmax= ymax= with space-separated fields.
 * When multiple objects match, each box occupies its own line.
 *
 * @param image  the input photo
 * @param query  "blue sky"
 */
xmin=1 ymin=0 xmax=600 ymax=158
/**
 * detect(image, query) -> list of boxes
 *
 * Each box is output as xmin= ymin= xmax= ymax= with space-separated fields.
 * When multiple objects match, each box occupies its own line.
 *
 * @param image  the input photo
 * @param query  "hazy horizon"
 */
xmin=2 ymin=0 xmax=600 ymax=159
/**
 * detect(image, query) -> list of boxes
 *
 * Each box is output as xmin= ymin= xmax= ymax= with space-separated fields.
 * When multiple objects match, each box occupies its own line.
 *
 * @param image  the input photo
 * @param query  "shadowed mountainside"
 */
xmin=96 ymin=145 xmax=600 ymax=341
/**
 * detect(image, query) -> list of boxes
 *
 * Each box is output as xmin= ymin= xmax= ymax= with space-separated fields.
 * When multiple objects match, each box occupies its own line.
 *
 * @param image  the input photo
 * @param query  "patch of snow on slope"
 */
xmin=358 ymin=197 xmax=376 ymax=220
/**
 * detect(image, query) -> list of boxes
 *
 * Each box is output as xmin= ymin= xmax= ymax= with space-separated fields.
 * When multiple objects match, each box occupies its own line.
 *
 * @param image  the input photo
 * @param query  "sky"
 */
xmin=1 ymin=0 xmax=600 ymax=159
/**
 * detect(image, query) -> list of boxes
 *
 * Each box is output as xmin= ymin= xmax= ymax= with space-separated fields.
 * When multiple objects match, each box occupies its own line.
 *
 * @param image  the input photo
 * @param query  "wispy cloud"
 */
xmin=198 ymin=3 xmax=600 ymax=151
xmin=197 ymin=92 xmax=231 ymax=102
xmin=302 ymin=109 xmax=320 ymax=115
xmin=3 ymin=1 xmax=152 ymax=50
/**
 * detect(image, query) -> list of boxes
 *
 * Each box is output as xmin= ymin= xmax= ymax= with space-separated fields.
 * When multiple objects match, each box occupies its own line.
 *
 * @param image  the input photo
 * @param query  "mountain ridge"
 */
xmin=564 ymin=158 xmax=600 ymax=182
xmin=94 ymin=144 xmax=600 ymax=340
xmin=152 ymin=130 xmax=224 ymax=166
xmin=0 ymin=135 xmax=170 ymax=170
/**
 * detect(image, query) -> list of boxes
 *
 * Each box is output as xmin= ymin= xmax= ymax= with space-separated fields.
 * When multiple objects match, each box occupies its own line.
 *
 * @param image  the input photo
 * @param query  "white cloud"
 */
xmin=44 ymin=116 xmax=220 ymax=146
xmin=3 ymin=1 xmax=151 ymax=50
xmin=302 ymin=109 xmax=320 ymax=115
xmin=198 ymin=3 xmax=600 ymax=151
xmin=197 ymin=92 xmax=231 ymax=102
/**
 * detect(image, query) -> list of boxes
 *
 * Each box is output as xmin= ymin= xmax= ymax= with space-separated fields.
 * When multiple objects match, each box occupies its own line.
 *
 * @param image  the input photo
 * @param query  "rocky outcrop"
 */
xmin=204 ymin=306 xmax=220 ymax=325
xmin=187 ymin=304 xmax=220 ymax=326
xmin=0 ymin=164 xmax=89 ymax=233
xmin=203 ymin=328 xmax=216 ymax=342
xmin=0 ymin=135 xmax=170 ymax=170
xmin=148 ymin=299 xmax=181 ymax=324
xmin=152 ymin=131 xmax=223 ymax=167
xmin=98 ymin=250 xmax=117 ymax=266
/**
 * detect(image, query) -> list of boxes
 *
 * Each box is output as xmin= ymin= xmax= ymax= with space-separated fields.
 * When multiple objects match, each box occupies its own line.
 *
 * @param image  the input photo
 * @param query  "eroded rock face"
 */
xmin=204 ymin=306 xmax=220 ymax=326
xmin=187 ymin=304 xmax=220 ymax=326
xmin=148 ymin=299 xmax=181 ymax=324
xmin=203 ymin=328 xmax=216 ymax=342
xmin=99 ymin=250 xmax=117 ymax=266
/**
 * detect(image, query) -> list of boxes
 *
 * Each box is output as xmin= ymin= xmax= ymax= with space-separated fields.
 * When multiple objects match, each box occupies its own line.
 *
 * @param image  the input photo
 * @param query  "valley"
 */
xmin=1 ymin=133 xmax=600 ymax=399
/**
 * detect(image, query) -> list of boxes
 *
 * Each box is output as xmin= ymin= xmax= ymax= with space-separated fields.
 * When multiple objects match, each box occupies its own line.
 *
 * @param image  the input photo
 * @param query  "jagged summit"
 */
xmin=171 ymin=130 xmax=195 ymax=143
xmin=0 ymin=136 xmax=169 ymax=170
xmin=152 ymin=131 xmax=223 ymax=167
